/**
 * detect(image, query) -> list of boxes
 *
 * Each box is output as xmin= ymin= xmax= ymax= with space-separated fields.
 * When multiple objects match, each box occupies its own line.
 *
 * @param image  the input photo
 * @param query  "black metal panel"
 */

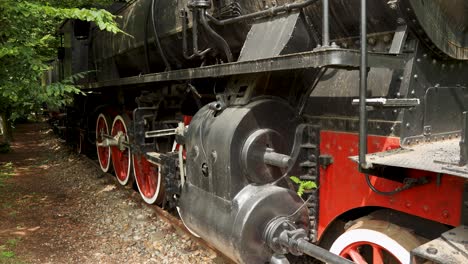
xmin=398 ymin=42 xmax=468 ymax=145
xmin=424 ymin=87 xmax=468 ymax=135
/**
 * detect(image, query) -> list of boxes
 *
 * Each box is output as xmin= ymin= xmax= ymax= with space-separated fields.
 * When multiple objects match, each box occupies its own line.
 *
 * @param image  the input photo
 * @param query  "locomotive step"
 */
xmin=351 ymin=138 xmax=468 ymax=179
xmin=352 ymin=98 xmax=420 ymax=108
xmin=411 ymin=225 xmax=468 ymax=264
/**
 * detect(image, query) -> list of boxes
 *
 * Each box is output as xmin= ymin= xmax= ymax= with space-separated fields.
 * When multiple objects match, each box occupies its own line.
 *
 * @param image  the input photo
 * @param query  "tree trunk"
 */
xmin=0 ymin=109 xmax=13 ymax=143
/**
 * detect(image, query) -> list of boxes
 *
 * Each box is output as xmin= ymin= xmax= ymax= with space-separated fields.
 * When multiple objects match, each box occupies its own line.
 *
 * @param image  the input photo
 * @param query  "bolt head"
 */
xmin=426 ymin=247 xmax=438 ymax=255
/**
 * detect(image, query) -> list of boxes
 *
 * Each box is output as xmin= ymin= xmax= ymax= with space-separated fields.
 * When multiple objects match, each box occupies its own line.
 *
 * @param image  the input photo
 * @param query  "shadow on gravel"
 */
xmin=0 ymin=123 xmax=226 ymax=264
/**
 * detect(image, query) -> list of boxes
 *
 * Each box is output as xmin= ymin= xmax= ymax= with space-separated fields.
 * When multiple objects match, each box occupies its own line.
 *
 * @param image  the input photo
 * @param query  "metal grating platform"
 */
xmin=351 ymin=138 xmax=468 ymax=178
xmin=411 ymin=225 xmax=468 ymax=263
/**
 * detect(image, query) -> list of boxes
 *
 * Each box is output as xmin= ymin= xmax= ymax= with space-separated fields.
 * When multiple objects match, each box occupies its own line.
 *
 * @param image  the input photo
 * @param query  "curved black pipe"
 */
xmin=192 ymin=9 xmax=211 ymax=57
xmin=200 ymin=10 xmax=233 ymax=62
xmin=181 ymin=9 xmax=211 ymax=60
xmin=206 ymin=0 xmax=319 ymax=26
xmin=151 ymin=0 xmax=171 ymax=71
xmin=181 ymin=10 xmax=196 ymax=60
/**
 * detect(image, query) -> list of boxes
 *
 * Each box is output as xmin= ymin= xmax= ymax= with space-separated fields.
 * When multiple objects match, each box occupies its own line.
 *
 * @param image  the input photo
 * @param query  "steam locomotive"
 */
xmin=48 ymin=0 xmax=468 ymax=263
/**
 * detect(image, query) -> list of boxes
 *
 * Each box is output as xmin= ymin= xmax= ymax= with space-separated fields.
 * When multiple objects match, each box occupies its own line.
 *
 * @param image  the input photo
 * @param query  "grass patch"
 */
xmin=0 ymin=163 xmax=14 ymax=187
xmin=0 ymin=238 xmax=24 ymax=264
xmin=6 ymin=239 xmax=19 ymax=248
xmin=0 ymin=250 xmax=14 ymax=258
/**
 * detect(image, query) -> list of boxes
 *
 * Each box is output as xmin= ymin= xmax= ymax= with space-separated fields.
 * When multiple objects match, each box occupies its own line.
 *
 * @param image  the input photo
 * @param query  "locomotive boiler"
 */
xmin=50 ymin=0 xmax=468 ymax=263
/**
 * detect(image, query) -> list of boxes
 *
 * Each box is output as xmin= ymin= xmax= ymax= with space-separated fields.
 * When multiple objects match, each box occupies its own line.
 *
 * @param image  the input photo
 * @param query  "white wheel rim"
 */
xmin=96 ymin=113 xmax=111 ymax=173
xmin=329 ymin=228 xmax=411 ymax=264
xmin=132 ymin=155 xmax=162 ymax=204
xmin=111 ymin=115 xmax=132 ymax=186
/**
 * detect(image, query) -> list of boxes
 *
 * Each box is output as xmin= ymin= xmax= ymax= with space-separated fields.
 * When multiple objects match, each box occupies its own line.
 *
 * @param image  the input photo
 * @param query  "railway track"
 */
xmin=86 ymin=158 xmax=235 ymax=264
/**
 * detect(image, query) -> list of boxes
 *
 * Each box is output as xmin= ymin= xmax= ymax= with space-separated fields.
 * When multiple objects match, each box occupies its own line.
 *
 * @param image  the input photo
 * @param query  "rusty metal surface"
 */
xmin=405 ymin=0 xmax=468 ymax=60
xmin=351 ymin=138 xmax=468 ymax=178
xmin=84 ymin=49 xmax=407 ymax=90
xmin=441 ymin=225 xmax=468 ymax=259
xmin=411 ymin=225 xmax=468 ymax=264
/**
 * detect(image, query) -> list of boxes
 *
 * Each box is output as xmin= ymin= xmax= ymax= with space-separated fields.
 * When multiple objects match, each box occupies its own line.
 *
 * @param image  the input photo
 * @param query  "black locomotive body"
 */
xmin=50 ymin=0 xmax=468 ymax=263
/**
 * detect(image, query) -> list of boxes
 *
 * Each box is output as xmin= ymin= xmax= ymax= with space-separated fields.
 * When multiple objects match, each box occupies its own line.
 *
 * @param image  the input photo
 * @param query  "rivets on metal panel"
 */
xmin=442 ymin=210 xmax=449 ymax=218
xmin=426 ymin=247 xmax=438 ymax=255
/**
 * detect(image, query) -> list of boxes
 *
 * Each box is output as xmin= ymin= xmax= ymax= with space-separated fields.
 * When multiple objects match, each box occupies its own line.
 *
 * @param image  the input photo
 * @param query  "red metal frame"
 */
xmin=317 ymin=130 xmax=465 ymax=240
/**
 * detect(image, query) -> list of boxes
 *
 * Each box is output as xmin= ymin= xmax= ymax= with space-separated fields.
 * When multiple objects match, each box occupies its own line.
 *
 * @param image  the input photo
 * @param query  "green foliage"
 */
xmin=0 ymin=0 xmax=123 ymax=126
xmin=0 ymin=250 xmax=15 ymax=259
xmin=6 ymin=239 xmax=20 ymax=248
xmin=0 ymin=237 xmax=22 ymax=263
xmin=290 ymin=176 xmax=317 ymax=197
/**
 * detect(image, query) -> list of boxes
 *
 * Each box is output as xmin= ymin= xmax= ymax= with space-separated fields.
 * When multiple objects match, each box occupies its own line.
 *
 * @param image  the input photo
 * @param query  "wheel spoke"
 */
xmin=373 ymin=245 xmax=384 ymax=264
xmin=329 ymin=219 xmax=421 ymax=264
xmin=133 ymin=154 xmax=164 ymax=204
xmin=96 ymin=113 xmax=111 ymax=173
xmin=111 ymin=115 xmax=131 ymax=186
xmin=348 ymin=248 xmax=368 ymax=264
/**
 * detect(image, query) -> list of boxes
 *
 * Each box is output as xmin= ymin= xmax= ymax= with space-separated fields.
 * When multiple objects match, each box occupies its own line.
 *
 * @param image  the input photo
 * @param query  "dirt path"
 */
xmin=0 ymin=123 xmax=224 ymax=264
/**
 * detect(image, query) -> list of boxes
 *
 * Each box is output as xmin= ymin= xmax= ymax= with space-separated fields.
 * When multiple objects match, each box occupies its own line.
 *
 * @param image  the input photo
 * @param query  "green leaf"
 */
xmin=290 ymin=176 xmax=301 ymax=184
xmin=302 ymin=181 xmax=317 ymax=190
xmin=289 ymin=176 xmax=317 ymax=197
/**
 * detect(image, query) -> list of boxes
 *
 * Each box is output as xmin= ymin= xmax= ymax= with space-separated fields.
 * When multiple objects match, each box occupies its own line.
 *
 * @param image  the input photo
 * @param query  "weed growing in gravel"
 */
xmin=6 ymin=239 xmax=19 ymax=248
xmin=0 ymin=162 xmax=14 ymax=187
xmin=0 ymin=244 xmax=15 ymax=259
xmin=0 ymin=238 xmax=23 ymax=264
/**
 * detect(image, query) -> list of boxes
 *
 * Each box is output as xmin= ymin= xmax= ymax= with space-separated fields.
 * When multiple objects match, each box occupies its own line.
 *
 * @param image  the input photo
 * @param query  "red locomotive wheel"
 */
xmin=111 ymin=115 xmax=132 ymax=186
xmin=96 ymin=113 xmax=112 ymax=173
xmin=133 ymin=154 xmax=164 ymax=204
xmin=330 ymin=219 xmax=421 ymax=264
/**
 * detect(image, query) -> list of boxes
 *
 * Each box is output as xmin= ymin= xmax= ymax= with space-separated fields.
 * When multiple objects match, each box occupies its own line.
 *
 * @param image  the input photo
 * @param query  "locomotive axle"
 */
xmin=96 ymin=131 xmax=129 ymax=151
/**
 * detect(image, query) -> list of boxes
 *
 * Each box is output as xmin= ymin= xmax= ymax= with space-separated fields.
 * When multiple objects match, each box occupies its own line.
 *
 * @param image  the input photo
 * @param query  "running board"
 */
xmin=350 ymin=138 xmax=468 ymax=179
xmin=411 ymin=225 xmax=468 ymax=263
xmin=84 ymin=49 xmax=407 ymax=90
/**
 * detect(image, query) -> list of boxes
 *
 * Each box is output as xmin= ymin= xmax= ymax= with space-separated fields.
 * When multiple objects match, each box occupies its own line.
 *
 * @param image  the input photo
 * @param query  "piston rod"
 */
xmin=295 ymin=239 xmax=354 ymax=264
